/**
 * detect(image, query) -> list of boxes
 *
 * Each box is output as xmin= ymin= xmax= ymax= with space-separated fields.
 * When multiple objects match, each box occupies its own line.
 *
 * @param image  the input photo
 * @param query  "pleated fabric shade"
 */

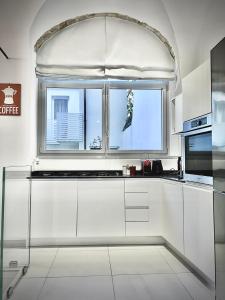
xmin=35 ymin=14 xmax=176 ymax=80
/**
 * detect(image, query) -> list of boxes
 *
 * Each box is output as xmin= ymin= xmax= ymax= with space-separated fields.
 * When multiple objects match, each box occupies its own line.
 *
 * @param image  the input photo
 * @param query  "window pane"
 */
xmin=86 ymin=89 xmax=103 ymax=150
xmin=45 ymin=88 xmax=102 ymax=151
xmin=109 ymin=89 xmax=163 ymax=150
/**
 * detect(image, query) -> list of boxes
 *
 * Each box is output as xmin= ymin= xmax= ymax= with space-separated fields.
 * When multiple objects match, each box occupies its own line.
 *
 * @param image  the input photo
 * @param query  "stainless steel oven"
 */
xmin=182 ymin=114 xmax=213 ymax=185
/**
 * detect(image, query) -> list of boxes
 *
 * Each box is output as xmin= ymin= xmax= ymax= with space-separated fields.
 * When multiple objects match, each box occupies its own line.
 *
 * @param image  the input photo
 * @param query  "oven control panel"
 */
xmin=191 ymin=116 xmax=208 ymax=128
xmin=183 ymin=113 xmax=212 ymax=132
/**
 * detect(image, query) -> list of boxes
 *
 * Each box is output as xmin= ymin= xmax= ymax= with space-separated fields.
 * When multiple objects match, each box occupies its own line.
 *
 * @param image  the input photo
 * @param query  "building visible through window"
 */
xmin=46 ymin=88 xmax=102 ymax=151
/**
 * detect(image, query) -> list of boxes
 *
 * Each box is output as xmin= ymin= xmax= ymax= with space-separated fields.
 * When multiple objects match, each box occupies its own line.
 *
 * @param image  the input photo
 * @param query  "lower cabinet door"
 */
xmin=77 ymin=180 xmax=125 ymax=237
xmin=125 ymin=209 xmax=149 ymax=222
xmin=183 ymin=184 xmax=215 ymax=282
xmin=126 ymin=222 xmax=150 ymax=236
xmin=162 ymin=181 xmax=184 ymax=254
xmin=31 ymin=180 xmax=77 ymax=239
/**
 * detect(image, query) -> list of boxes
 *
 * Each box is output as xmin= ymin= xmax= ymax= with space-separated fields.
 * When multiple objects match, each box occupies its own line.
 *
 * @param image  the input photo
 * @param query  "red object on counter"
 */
xmin=129 ymin=166 xmax=136 ymax=176
xmin=142 ymin=160 xmax=152 ymax=174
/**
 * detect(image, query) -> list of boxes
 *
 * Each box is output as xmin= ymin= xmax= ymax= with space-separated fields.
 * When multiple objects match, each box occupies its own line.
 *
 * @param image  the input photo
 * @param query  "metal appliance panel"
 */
xmin=183 ymin=113 xmax=212 ymax=132
xmin=212 ymin=37 xmax=225 ymax=300
xmin=214 ymin=191 xmax=225 ymax=300
xmin=212 ymin=37 xmax=225 ymax=193
xmin=183 ymin=121 xmax=212 ymax=185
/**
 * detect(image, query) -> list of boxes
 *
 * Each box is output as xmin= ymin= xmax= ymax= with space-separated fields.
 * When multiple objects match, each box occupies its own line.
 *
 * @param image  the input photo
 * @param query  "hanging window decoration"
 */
xmin=122 ymin=89 xmax=134 ymax=131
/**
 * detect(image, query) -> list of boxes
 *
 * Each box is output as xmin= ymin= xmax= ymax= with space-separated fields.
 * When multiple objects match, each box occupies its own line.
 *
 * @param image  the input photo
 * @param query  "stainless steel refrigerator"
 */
xmin=212 ymin=37 xmax=225 ymax=300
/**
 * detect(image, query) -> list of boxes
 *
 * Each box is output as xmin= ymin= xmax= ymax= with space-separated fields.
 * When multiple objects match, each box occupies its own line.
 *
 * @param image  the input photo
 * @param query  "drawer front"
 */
xmin=126 ymin=222 xmax=150 ymax=236
xmin=125 ymin=179 xmax=150 ymax=193
xmin=126 ymin=209 xmax=149 ymax=222
xmin=125 ymin=193 xmax=149 ymax=207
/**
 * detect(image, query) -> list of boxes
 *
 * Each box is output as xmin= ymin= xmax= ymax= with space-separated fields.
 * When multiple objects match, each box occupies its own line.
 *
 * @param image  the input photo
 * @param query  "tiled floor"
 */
xmin=9 ymin=245 xmax=214 ymax=300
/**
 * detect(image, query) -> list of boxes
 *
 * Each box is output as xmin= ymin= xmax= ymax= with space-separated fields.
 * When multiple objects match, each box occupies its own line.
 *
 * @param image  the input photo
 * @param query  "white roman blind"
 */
xmin=35 ymin=14 xmax=176 ymax=79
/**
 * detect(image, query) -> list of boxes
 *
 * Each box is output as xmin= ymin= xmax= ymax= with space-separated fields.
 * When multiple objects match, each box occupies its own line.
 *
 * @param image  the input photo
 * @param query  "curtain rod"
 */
xmin=0 ymin=47 xmax=9 ymax=59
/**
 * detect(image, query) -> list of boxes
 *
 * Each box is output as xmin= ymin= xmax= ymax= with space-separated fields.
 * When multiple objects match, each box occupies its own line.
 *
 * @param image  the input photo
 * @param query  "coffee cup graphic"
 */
xmin=1 ymin=85 xmax=17 ymax=105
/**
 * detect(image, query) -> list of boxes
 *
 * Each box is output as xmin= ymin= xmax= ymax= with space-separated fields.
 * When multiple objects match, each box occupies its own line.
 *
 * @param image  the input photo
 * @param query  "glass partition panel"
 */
xmin=2 ymin=166 xmax=31 ymax=299
xmin=0 ymin=167 xmax=4 ymax=300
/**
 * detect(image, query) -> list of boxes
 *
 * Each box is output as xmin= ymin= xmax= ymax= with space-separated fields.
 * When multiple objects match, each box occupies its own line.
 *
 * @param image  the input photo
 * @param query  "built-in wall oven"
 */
xmin=183 ymin=113 xmax=213 ymax=185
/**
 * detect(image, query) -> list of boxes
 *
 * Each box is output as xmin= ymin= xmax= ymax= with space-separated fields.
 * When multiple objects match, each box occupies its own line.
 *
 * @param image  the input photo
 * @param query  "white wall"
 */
xmin=196 ymin=0 xmax=225 ymax=66
xmin=162 ymin=0 xmax=225 ymax=77
xmin=0 ymin=0 xmax=225 ymax=168
xmin=0 ymin=56 xmax=33 ymax=165
xmin=0 ymin=0 xmax=179 ymax=168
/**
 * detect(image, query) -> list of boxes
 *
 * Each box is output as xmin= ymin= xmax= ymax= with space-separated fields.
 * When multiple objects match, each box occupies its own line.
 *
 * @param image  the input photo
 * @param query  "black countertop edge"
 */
xmin=162 ymin=177 xmax=186 ymax=183
xmin=29 ymin=176 xmax=185 ymax=183
xmin=29 ymin=170 xmax=185 ymax=182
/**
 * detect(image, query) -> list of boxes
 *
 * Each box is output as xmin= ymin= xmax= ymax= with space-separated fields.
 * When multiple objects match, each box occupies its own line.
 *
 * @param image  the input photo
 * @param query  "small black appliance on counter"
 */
xmin=151 ymin=160 xmax=163 ymax=175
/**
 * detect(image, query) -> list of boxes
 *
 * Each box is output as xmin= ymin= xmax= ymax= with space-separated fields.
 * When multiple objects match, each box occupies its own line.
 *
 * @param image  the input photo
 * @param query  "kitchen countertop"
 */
xmin=30 ymin=171 xmax=215 ymax=188
xmin=30 ymin=170 xmax=185 ymax=182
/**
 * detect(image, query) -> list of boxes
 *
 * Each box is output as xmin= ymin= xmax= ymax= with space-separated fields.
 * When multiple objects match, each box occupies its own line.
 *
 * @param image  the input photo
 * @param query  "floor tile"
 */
xmin=24 ymin=248 xmax=58 ymax=278
xmin=159 ymin=247 xmax=190 ymax=273
xmin=177 ymin=273 xmax=215 ymax=300
xmin=109 ymin=248 xmax=174 ymax=275
xmin=38 ymin=276 xmax=114 ymax=300
xmin=48 ymin=247 xmax=111 ymax=277
xmin=10 ymin=246 xmax=213 ymax=300
xmin=113 ymin=274 xmax=193 ymax=300
xmin=109 ymin=245 xmax=161 ymax=253
xmin=3 ymin=270 xmax=20 ymax=293
xmin=10 ymin=278 xmax=45 ymax=300
xmin=57 ymin=246 xmax=108 ymax=252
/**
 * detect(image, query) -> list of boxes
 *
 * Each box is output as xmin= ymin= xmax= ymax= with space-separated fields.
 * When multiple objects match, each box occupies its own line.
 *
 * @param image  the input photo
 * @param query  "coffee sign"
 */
xmin=0 ymin=83 xmax=21 ymax=116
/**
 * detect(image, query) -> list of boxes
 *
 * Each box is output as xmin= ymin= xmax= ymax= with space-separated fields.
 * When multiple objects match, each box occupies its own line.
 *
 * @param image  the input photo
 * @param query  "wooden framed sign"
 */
xmin=0 ymin=83 xmax=21 ymax=116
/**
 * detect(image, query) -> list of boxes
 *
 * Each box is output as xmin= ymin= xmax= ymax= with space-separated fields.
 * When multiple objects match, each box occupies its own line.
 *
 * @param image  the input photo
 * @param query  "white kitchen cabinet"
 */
xmin=125 ymin=193 xmax=149 ymax=207
xmin=31 ymin=180 xmax=77 ymax=239
xmin=182 ymin=59 xmax=211 ymax=121
xmin=125 ymin=222 xmax=151 ymax=236
xmin=162 ymin=180 xmax=184 ymax=254
xmin=125 ymin=209 xmax=149 ymax=222
xmin=125 ymin=179 xmax=162 ymax=237
xmin=125 ymin=179 xmax=151 ymax=193
xmin=183 ymin=183 xmax=215 ymax=281
xmin=77 ymin=179 xmax=125 ymax=237
xmin=171 ymin=93 xmax=183 ymax=133
xmin=125 ymin=191 xmax=150 ymax=236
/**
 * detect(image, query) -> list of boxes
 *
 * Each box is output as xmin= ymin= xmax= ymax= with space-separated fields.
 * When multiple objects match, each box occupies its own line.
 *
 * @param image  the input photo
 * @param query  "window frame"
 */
xmin=37 ymin=79 xmax=168 ymax=158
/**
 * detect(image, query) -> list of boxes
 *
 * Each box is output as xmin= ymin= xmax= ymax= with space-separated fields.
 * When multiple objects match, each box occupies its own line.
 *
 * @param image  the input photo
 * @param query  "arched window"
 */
xmin=36 ymin=14 xmax=175 ymax=156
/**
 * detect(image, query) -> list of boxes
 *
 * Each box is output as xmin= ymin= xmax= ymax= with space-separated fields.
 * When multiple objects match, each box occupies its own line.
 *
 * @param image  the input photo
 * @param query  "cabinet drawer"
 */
xmin=126 ymin=209 xmax=149 ymax=222
xmin=125 ymin=193 xmax=148 ymax=207
xmin=125 ymin=179 xmax=150 ymax=193
xmin=126 ymin=222 xmax=150 ymax=236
